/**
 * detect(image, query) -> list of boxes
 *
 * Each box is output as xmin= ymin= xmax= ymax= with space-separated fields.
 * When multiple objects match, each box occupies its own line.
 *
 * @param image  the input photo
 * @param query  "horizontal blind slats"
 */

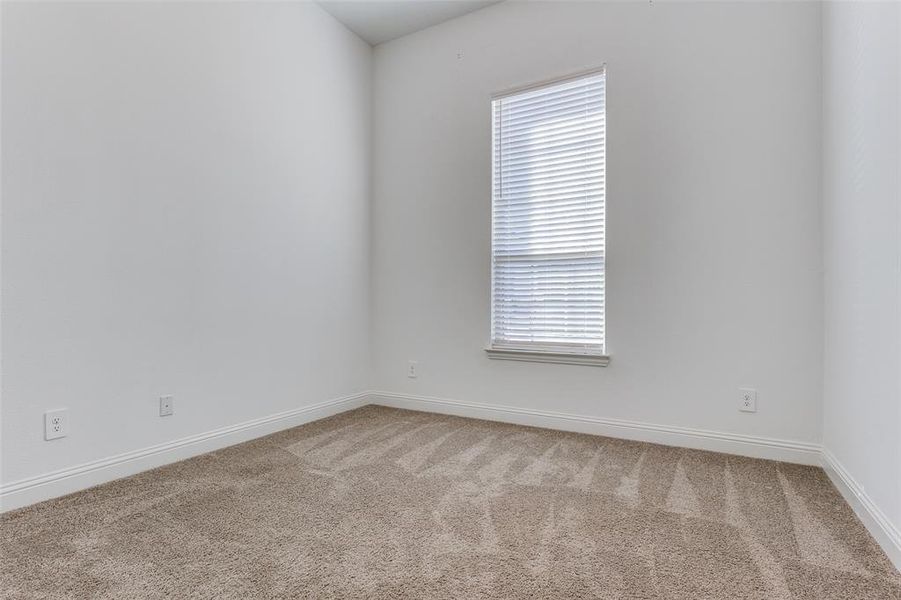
xmin=496 ymin=174 xmax=604 ymax=196
xmin=491 ymin=70 xmax=606 ymax=354
xmin=498 ymin=121 xmax=605 ymax=145
xmin=497 ymin=115 xmax=605 ymax=147
xmin=493 ymin=196 xmax=604 ymax=214
xmin=497 ymin=79 xmax=605 ymax=111
xmin=497 ymin=140 xmax=604 ymax=165
xmin=497 ymin=95 xmax=604 ymax=125
xmin=498 ymin=96 xmax=605 ymax=128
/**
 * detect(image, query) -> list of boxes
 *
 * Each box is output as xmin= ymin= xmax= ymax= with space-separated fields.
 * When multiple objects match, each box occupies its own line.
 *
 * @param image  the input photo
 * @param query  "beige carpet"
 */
xmin=1 ymin=406 xmax=899 ymax=599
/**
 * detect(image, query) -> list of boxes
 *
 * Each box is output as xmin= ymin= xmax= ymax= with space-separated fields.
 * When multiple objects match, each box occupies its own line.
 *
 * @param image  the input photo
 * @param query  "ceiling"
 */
xmin=317 ymin=1 xmax=502 ymax=46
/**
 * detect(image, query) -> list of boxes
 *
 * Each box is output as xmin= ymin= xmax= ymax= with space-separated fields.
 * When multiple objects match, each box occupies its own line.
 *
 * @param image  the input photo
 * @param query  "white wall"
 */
xmin=1 ymin=2 xmax=371 ymax=486
xmin=822 ymin=0 xmax=901 ymax=557
xmin=371 ymin=1 xmax=823 ymax=445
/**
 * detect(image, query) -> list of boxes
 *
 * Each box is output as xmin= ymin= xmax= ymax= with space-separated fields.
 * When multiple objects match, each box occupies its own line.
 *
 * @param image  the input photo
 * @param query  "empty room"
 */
xmin=1 ymin=0 xmax=899 ymax=597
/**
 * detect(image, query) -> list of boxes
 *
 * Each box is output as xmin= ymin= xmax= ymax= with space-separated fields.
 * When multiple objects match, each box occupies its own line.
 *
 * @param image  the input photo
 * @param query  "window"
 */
xmin=487 ymin=68 xmax=607 ymax=366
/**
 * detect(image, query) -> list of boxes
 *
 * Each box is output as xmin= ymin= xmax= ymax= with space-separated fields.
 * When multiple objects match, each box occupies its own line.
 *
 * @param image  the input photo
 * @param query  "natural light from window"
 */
xmin=489 ymin=68 xmax=606 ymax=363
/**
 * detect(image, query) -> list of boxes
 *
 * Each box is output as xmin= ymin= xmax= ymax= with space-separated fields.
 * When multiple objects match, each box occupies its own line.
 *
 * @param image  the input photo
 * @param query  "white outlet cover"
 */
xmin=44 ymin=409 xmax=69 ymax=440
xmin=159 ymin=395 xmax=174 ymax=417
xmin=407 ymin=361 xmax=418 ymax=378
xmin=739 ymin=388 xmax=757 ymax=413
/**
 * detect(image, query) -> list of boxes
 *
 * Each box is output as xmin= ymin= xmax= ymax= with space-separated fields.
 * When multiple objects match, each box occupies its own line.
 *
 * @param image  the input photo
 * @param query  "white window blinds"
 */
xmin=490 ymin=69 xmax=606 ymax=357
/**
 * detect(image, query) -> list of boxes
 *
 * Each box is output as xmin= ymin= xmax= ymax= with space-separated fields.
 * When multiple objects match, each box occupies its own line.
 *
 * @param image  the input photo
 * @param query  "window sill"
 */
xmin=484 ymin=347 xmax=610 ymax=367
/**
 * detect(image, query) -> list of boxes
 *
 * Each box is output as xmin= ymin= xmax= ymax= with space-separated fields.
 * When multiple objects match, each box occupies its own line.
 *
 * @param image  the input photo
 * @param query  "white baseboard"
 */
xmin=371 ymin=391 xmax=901 ymax=568
xmin=0 ymin=392 xmax=369 ymax=513
xmin=821 ymin=449 xmax=901 ymax=571
xmin=5 ymin=388 xmax=898 ymax=574
xmin=368 ymin=391 xmax=822 ymax=466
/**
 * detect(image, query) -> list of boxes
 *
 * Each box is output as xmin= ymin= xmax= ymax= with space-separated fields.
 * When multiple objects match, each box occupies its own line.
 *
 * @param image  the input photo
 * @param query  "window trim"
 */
xmin=486 ymin=66 xmax=609 ymax=367
xmin=485 ymin=346 xmax=610 ymax=366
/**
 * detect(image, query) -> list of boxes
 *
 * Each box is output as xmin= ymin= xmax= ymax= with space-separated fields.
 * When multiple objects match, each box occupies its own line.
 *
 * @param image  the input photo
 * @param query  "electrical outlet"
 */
xmin=159 ymin=395 xmax=174 ymax=417
xmin=407 ymin=360 xmax=418 ymax=379
xmin=739 ymin=388 xmax=757 ymax=413
xmin=44 ymin=409 xmax=69 ymax=440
